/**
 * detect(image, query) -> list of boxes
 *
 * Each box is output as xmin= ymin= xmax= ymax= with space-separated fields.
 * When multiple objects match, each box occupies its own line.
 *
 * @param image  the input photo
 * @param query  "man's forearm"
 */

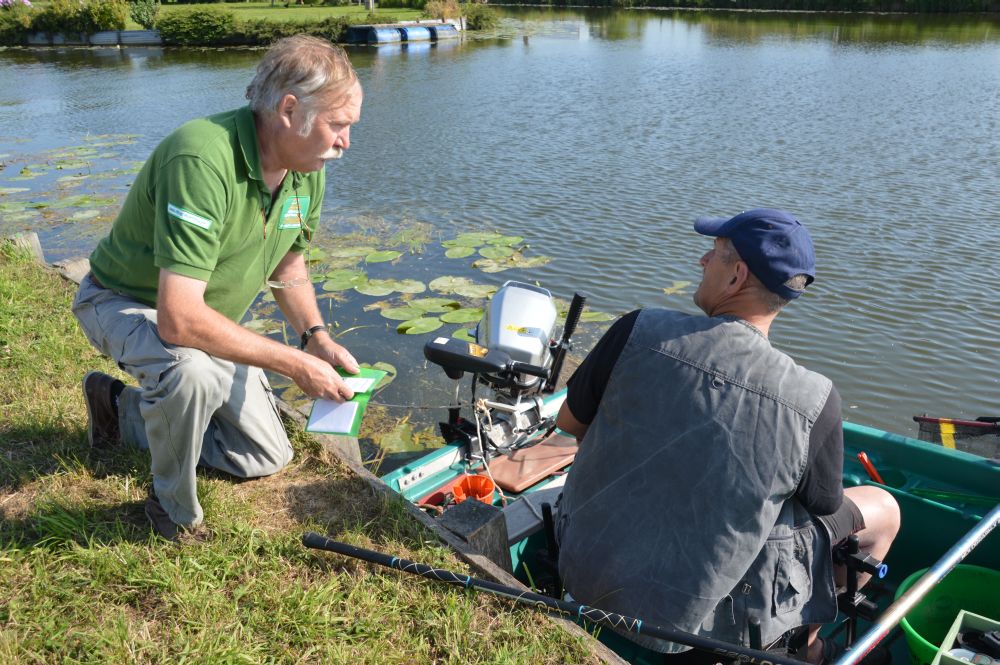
xmin=162 ymin=300 xmax=309 ymax=378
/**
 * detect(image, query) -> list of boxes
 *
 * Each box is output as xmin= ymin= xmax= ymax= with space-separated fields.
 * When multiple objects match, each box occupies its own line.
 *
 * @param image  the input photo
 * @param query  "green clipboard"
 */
xmin=305 ymin=366 xmax=387 ymax=437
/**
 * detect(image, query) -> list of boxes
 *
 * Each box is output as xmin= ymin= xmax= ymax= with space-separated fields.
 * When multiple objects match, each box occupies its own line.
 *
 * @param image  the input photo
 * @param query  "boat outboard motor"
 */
xmin=424 ymin=281 xmax=586 ymax=460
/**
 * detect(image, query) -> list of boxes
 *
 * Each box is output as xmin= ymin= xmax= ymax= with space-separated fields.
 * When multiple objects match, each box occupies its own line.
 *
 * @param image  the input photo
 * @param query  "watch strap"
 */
xmin=300 ymin=324 xmax=327 ymax=350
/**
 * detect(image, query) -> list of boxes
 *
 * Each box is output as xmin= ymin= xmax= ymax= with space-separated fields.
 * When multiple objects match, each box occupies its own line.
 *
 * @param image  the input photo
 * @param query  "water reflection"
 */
xmin=501 ymin=7 xmax=1000 ymax=45
xmin=2 ymin=8 xmax=999 ymax=444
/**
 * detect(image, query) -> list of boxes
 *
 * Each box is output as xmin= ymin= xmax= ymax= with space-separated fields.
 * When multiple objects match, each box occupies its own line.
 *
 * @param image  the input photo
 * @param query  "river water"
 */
xmin=1 ymin=9 xmax=999 ymax=465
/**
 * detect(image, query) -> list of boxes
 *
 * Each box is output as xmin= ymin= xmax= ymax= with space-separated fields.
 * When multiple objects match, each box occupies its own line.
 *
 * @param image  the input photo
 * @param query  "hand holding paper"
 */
xmin=306 ymin=366 xmax=388 ymax=437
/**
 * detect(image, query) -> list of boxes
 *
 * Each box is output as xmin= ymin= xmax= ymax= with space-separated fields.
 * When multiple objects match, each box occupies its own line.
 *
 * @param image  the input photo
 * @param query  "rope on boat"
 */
xmin=833 ymin=502 xmax=1000 ymax=665
xmin=302 ymin=532 xmax=806 ymax=665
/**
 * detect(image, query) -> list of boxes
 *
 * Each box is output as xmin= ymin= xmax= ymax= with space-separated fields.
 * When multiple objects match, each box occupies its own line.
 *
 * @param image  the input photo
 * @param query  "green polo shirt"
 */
xmin=89 ymin=106 xmax=325 ymax=322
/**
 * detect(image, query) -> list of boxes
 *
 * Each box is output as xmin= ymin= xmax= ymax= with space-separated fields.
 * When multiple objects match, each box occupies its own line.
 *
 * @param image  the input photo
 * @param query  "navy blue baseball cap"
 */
xmin=693 ymin=208 xmax=815 ymax=300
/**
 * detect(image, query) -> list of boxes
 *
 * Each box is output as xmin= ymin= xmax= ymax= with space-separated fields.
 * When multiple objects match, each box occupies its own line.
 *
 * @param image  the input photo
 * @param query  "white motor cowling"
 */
xmin=478 ymin=281 xmax=558 ymax=390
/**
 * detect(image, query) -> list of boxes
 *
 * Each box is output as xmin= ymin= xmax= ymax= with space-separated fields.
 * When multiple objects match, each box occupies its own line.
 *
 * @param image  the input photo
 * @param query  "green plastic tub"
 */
xmin=896 ymin=564 xmax=1000 ymax=665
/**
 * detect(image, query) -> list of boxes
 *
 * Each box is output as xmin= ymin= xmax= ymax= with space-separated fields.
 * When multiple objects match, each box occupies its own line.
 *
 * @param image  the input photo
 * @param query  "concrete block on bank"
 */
xmin=52 ymin=33 xmax=87 ymax=45
xmin=53 ymin=257 xmax=90 ymax=285
xmin=120 ymin=30 xmax=162 ymax=46
xmin=3 ymin=232 xmax=45 ymax=264
xmin=88 ymin=31 xmax=120 ymax=46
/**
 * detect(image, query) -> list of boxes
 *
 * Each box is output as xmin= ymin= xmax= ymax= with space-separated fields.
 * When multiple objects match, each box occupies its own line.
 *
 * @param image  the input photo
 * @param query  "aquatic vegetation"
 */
xmin=444 ymin=246 xmax=475 ymax=259
xmin=409 ymin=297 xmax=461 ymax=312
xmin=379 ymin=306 xmax=425 ymax=321
xmin=364 ymin=249 xmax=402 ymax=263
xmin=396 ymin=317 xmax=444 ymax=335
xmin=439 ymin=307 xmax=483 ymax=324
xmin=0 ymin=137 xmax=621 ymax=470
xmin=663 ymin=280 xmax=691 ymax=296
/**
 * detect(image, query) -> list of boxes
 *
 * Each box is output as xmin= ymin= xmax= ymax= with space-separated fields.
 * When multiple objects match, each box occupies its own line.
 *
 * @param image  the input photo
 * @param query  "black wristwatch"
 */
xmin=300 ymin=324 xmax=327 ymax=350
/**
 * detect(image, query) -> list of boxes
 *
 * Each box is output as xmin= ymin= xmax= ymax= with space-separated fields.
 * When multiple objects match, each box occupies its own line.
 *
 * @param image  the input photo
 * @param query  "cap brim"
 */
xmin=693 ymin=216 xmax=730 ymax=236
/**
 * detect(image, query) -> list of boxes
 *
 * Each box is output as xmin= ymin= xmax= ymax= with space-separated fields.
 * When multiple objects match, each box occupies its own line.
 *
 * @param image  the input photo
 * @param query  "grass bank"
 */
xmin=0 ymin=243 xmax=599 ymax=663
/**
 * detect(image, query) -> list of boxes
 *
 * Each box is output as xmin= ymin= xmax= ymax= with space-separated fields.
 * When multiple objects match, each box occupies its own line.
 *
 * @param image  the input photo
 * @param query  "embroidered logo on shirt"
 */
xmin=167 ymin=202 xmax=213 ymax=230
xmin=278 ymin=196 xmax=310 ymax=230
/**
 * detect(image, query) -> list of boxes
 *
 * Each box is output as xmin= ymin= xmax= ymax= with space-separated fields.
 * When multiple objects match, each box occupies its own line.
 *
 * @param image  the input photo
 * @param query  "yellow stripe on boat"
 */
xmin=939 ymin=420 xmax=956 ymax=449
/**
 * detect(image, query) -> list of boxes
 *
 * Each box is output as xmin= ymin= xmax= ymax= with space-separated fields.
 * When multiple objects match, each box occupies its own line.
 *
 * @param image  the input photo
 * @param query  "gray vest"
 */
xmin=557 ymin=309 xmax=838 ymax=652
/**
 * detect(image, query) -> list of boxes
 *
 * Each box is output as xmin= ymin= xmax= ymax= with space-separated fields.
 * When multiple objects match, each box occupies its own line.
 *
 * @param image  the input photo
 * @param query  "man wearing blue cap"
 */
xmin=555 ymin=209 xmax=900 ymax=663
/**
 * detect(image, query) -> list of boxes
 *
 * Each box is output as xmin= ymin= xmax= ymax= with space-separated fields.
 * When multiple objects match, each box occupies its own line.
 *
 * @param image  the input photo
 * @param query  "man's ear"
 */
xmin=276 ymin=94 xmax=299 ymax=127
xmin=728 ymin=260 xmax=750 ymax=292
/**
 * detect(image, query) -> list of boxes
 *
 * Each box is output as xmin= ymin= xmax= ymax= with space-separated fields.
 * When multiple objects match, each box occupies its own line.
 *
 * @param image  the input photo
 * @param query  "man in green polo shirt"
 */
xmin=72 ymin=35 xmax=362 ymax=542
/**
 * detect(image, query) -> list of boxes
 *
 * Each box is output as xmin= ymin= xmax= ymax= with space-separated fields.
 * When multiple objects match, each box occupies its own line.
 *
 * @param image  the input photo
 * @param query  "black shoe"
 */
xmin=145 ymin=489 xmax=212 ymax=544
xmin=82 ymin=371 xmax=124 ymax=448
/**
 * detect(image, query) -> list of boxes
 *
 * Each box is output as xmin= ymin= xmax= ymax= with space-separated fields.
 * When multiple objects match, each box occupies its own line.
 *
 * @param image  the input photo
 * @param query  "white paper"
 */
xmin=307 ymin=399 xmax=360 ymax=434
xmin=343 ymin=377 xmax=377 ymax=393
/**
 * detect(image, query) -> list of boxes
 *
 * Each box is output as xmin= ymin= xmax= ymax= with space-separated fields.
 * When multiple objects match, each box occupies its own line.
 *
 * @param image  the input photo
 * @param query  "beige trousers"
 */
xmin=73 ymin=274 xmax=292 ymax=527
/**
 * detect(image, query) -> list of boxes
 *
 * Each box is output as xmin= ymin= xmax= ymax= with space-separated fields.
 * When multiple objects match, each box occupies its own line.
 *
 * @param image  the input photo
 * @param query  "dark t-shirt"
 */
xmin=565 ymin=309 xmax=844 ymax=516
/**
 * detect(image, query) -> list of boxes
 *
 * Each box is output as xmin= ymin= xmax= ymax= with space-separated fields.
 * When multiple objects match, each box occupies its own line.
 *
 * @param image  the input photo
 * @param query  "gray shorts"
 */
xmin=817 ymin=495 xmax=865 ymax=545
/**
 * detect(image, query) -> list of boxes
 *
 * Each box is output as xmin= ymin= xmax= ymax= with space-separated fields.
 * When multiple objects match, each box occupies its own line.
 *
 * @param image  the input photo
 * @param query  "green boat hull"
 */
xmin=382 ymin=395 xmax=999 ymax=664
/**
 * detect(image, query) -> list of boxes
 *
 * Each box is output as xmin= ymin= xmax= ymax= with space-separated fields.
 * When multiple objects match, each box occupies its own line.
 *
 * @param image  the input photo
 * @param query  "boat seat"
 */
xmin=486 ymin=432 xmax=578 ymax=493
xmin=502 ymin=485 xmax=563 ymax=545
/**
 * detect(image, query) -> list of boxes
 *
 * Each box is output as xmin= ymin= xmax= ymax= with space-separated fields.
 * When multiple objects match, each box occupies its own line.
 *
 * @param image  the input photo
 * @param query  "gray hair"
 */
xmin=246 ymin=35 xmax=359 ymax=136
xmin=718 ymin=238 xmax=807 ymax=313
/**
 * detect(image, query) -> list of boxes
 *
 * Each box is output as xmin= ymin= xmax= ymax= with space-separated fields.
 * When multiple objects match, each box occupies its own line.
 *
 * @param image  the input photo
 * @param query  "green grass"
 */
xmin=0 ymin=243 xmax=599 ymax=664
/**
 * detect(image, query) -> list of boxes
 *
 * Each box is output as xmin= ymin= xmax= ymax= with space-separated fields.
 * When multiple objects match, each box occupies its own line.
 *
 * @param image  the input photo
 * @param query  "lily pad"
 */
xmin=380 ymin=306 xmax=425 ymax=321
xmin=580 ymin=311 xmax=617 ymax=323
xmin=360 ymin=361 xmax=397 ymax=389
xmin=445 ymin=246 xmax=476 ymax=259
xmin=365 ymin=250 xmax=403 ymax=263
xmin=487 ymin=235 xmax=524 ymax=246
xmin=355 ymin=279 xmax=397 ymax=297
xmin=471 ymin=258 xmax=511 ymax=273
xmin=69 ymin=210 xmax=100 ymax=221
xmin=429 ymin=276 xmax=474 ymax=293
xmin=662 ymin=280 xmax=692 ymax=296
xmin=409 ymin=297 xmax=461 ymax=313
xmin=397 ymin=317 xmax=444 ymax=335
xmin=304 ymin=247 xmax=327 ymax=262
xmin=322 ymin=271 xmax=367 ymax=291
xmin=327 ymin=246 xmax=377 ymax=258
xmin=440 ymin=307 xmax=484 ymax=324
xmin=0 ymin=187 xmax=29 ymax=195
xmin=391 ymin=279 xmax=426 ymax=294
xmin=456 ymin=231 xmax=503 ymax=245
xmin=453 ymin=283 xmax=498 ymax=299
xmin=442 ymin=237 xmax=482 ymax=249
xmin=473 ymin=254 xmax=552 ymax=273
xmin=452 ymin=328 xmax=477 ymax=342
xmin=478 ymin=245 xmax=515 ymax=260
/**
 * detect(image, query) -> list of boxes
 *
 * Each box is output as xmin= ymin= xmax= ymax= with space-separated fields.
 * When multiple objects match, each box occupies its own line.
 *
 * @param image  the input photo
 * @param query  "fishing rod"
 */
xmin=302 ymin=532 xmax=802 ymax=665
xmin=833 ymin=501 xmax=1000 ymax=665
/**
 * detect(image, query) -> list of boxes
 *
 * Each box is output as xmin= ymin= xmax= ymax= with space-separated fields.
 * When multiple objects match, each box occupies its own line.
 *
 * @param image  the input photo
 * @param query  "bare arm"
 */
xmin=156 ymin=268 xmax=354 ymax=401
xmin=268 ymin=251 xmax=359 ymax=375
xmin=556 ymin=401 xmax=588 ymax=442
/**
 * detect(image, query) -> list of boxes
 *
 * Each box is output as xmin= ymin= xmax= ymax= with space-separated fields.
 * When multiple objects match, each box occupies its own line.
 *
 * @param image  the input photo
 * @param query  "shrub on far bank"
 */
xmin=0 ymin=0 xmax=33 ymax=45
xmin=158 ymin=10 xmax=401 ymax=45
xmin=156 ymin=6 xmax=235 ymax=43
xmin=424 ymin=0 xmax=460 ymax=19
xmin=28 ymin=0 xmax=126 ymax=34
xmin=85 ymin=0 xmax=128 ymax=30
xmin=129 ymin=0 xmax=160 ymax=29
xmin=462 ymin=1 xmax=496 ymax=30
